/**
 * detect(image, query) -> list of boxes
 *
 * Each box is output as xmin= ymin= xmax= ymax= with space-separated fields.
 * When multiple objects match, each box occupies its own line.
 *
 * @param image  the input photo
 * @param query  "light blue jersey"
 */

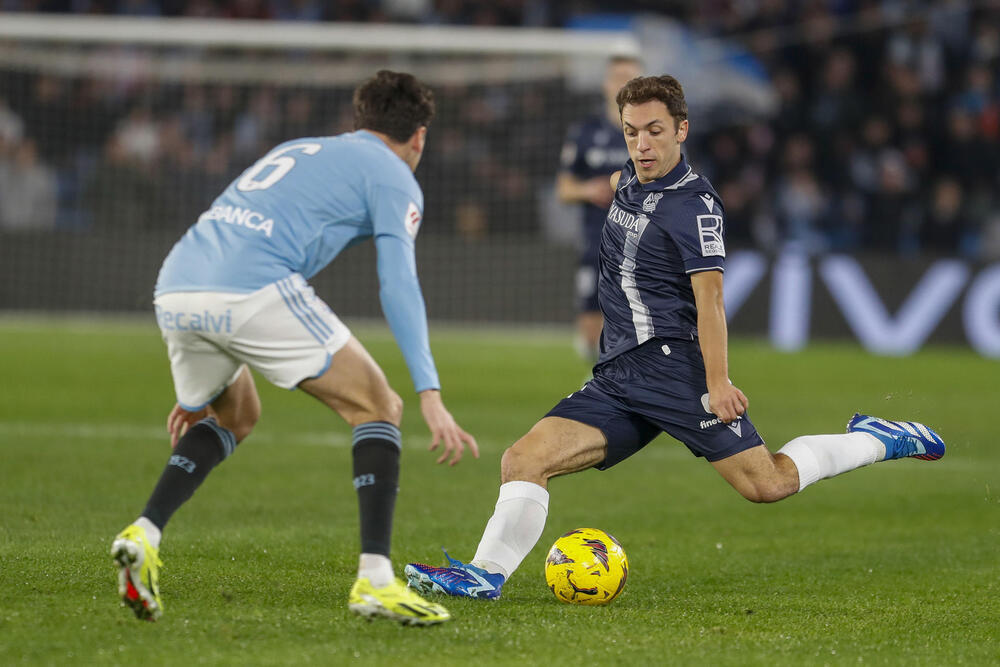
xmin=155 ymin=130 xmax=439 ymax=392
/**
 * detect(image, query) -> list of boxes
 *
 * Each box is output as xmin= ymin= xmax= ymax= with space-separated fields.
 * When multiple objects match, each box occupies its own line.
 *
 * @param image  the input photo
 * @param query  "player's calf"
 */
xmin=712 ymin=445 xmax=799 ymax=503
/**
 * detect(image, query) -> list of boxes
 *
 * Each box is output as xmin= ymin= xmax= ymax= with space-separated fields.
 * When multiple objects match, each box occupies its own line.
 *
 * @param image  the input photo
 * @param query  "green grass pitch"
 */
xmin=1 ymin=316 xmax=998 ymax=665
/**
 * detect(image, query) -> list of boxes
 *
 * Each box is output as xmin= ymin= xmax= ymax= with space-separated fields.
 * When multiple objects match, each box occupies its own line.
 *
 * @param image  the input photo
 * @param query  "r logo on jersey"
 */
xmin=404 ymin=201 xmax=422 ymax=239
xmin=697 ymin=214 xmax=725 ymax=257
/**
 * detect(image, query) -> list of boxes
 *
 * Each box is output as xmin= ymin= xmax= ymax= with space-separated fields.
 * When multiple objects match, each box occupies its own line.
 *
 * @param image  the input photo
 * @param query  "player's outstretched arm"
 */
xmin=691 ymin=270 xmax=748 ymax=423
xmin=556 ymin=172 xmax=615 ymax=208
xmin=419 ymin=389 xmax=479 ymax=466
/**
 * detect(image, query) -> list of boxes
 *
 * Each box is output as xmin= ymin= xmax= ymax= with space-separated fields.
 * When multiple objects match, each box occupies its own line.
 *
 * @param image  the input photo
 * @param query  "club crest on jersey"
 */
xmin=404 ymin=201 xmax=422 ymax=239
xmin=642 ymin=192 xmax=663 ymax=212
xmin=697 ymin=214 xmax=725 ymax=257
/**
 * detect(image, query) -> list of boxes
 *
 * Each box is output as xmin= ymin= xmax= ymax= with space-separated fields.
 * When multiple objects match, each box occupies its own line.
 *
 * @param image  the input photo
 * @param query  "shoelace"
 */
xmin=864 ymin=419 xmax=921 ymax=458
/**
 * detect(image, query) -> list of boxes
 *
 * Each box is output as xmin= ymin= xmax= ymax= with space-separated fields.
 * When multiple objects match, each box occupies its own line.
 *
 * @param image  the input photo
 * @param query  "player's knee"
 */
xmin=499 ymin=446 xmax=524 ymax=483
xmin=349 ymin=386 xmax=402 ymax=427
xmin=499 ymin=442 xmax=547 ymax=485
xmin=375 ymin=388 xmax=403 ymax=426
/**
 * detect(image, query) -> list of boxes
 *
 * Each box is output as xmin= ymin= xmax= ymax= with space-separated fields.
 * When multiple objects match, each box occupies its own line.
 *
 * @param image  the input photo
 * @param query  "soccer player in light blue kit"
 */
xmin=111 ymin=71 xmax=476 ymax=625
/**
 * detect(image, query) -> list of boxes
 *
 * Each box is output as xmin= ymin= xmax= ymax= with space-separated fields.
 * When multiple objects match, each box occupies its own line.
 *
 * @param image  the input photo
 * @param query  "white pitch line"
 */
xmin=0 ymin=420 xmax=513 ymax=452
xmin=0 ymin=314 xmax=575 ymax=346
xmin=0 ymin=421 xmax=351 ymax=447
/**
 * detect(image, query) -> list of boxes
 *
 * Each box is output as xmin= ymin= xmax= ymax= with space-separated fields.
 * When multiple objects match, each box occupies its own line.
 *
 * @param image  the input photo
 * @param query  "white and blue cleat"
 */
xmin=404 ymin=551 xmax=505 ymax=600
xmin=847 ymin=413 xmax=946 ymax=461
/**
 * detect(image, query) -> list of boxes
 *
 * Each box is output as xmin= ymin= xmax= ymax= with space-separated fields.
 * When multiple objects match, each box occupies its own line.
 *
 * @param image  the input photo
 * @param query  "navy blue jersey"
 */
xmin=560 ymin=115 xmax=631 ymax=265
xmin=598 ymin=155 xmax=726 ymax=363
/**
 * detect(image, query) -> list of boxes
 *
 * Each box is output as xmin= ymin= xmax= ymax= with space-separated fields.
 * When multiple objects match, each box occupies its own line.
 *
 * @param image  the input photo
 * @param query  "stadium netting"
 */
xmin=0 ymin=15 xmax=637 ymax=323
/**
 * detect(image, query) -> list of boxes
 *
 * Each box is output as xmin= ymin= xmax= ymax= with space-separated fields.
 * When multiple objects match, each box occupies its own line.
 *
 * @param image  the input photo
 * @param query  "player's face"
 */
xmin=621 ymin=101 xmax=688 ymax=183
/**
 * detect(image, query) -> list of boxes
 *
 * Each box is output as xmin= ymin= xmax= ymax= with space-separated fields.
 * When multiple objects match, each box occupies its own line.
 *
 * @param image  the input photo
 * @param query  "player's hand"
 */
xmin=708 ymin=382 xmax=748 ymax=424
xmin=166 ymin=402 xmax=207 ymax=449
xmin=585 ymin=176 xmax=615 ymax=207
xmin=419 ymin=389 xmax=479 ymax=466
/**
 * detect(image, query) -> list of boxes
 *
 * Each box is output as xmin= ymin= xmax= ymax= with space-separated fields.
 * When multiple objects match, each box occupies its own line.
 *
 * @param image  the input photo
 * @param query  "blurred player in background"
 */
xmin=111 ymin=70 xmax=476 ymax=625
xmin=556 ymin=56 xmax=641 ymax=365
xmin=405 ymin=74 xmax=945 ymax=600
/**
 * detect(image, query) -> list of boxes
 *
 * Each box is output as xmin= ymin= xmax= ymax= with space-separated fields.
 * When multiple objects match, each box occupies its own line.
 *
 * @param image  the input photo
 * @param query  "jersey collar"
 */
xmin=354 ymin=129 xmax=385 ymax=145
xmin=641 ymin=154 xmax=694 ymax=191
xmin=353 ymin=129 xmax=409 ymax=167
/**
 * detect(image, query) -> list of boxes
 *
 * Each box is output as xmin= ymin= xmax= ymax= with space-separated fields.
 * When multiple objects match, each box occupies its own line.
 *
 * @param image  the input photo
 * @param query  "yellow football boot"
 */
xmin=111 ymin=524 xmax=163 ymax=621
xmin=348 ymin=577 xmax=450 ymax=626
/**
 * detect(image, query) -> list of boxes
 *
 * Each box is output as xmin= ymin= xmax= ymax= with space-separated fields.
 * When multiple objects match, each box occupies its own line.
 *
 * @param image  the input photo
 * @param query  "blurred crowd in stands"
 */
xmin=1 ymin=0 xmax=998 ymax=260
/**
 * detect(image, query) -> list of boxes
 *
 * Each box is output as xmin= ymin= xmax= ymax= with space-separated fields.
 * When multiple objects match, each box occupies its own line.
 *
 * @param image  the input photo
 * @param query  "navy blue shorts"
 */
xmin=546 ymin=338 xmax=764 ymax=469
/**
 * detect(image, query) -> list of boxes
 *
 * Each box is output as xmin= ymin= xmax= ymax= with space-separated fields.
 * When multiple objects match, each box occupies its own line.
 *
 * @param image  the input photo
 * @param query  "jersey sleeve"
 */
xmin=369 ymin=184 xmax=440 ymax=393
xmin=662 ymin=193 xmax=727 ymax=274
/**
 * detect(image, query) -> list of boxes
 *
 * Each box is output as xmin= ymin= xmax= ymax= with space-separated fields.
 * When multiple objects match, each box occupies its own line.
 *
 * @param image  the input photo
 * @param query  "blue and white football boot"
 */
xmin=404 ymin=551 xmax=505 ymax=600
xmin=847 ymin=413 xmax=946 ymax=461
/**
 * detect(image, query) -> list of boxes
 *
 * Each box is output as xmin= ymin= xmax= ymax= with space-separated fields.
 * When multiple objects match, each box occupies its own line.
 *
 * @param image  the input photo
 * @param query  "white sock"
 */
xmin=135 ymin=517 xmax=161 ymax=549
xmin=472 ymin=481 xmax=549 ymax=579
xmin=358 ymin=553 xmax=393 ymax=588
xmin=778 ymin=433 xmax=886 ymax=491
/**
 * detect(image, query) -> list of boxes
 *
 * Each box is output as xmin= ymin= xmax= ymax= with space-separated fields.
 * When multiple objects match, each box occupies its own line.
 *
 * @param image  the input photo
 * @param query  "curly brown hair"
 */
xmin=353 ymin=70 xmax=435 ymax=143
xmin=615 ymin=75 xmax=688 ymax=130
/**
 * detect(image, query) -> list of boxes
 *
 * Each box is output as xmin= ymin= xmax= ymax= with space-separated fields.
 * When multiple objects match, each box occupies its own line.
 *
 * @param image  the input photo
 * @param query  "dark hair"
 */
xmin=616 ymin=75 xmax=688 ymax=130
xmin=353 ymin=70 xmax=435 ymax=143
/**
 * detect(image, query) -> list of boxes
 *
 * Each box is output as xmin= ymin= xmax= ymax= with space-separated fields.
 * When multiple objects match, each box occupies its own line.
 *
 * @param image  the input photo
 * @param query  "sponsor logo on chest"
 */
xmin=585 ymin=146 xmax=631 ymax=169
xmin=606 ymin=203 xmax=649 ymax=234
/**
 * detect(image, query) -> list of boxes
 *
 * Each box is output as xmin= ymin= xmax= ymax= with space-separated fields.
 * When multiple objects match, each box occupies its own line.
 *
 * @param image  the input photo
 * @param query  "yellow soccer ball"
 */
xmin=544 ymin=528 xmax=628 ymax=605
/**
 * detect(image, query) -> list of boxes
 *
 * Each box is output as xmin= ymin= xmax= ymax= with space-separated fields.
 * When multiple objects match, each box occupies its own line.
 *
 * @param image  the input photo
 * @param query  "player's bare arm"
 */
xmin=556 ymin=172 xmax=614 ymax=208
xmin=420 ymin=389 xmax=479 ymax=466
xmin=691 ymin=269 xmax=747 ymax=423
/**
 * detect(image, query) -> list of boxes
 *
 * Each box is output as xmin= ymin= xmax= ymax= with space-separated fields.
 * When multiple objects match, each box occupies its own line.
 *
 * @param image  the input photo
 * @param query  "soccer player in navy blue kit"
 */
xmin=110 ymin=71 xmax=476 ymax=625
xmin=557 ymin=56 xmax=641 ymax=364
xmin=406 ymin=75 xmax=946 ymax=600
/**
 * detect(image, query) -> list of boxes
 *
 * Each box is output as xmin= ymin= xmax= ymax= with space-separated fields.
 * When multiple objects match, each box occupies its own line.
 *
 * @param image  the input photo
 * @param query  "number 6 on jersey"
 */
xmin=237 ymin=143 xmax=322 ymax=192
